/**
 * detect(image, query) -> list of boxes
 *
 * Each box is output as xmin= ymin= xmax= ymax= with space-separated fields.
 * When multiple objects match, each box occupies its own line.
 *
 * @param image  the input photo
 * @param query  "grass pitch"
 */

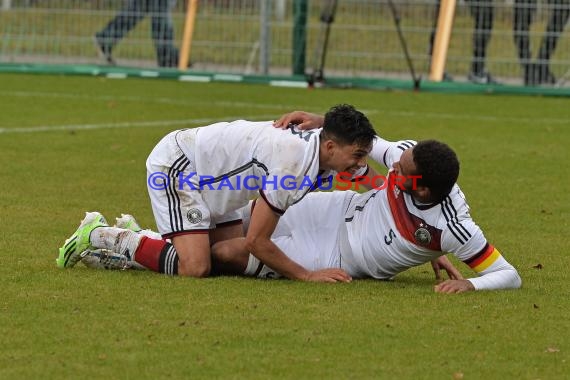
xmin=0 ymin=74 xmax=568 ymax=379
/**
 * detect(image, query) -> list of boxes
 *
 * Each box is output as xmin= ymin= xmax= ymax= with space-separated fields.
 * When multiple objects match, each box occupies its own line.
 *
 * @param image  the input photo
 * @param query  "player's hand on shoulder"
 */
xmin=305 ymin=268 xmax=352 ymax=283
xmin=434 ymin=279 xmax=475 ymax=294
xmin=274 ymin=111 xmax=324 ymax=130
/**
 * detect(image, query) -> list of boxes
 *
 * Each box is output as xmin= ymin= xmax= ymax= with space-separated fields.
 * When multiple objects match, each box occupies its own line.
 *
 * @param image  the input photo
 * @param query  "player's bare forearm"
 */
xmin=246 ymin=199 xmax=351 ymax=282
xmin=246 ymin=236 xmax=351 ymax=283
xmin=245 ymin=198 xmax=310 ymax=280
xmin=249 ymin=239 xmax=351 ymax=282
xmin=246 ymin=236 xmax=310 ymax=280
xmin=274 ymin=111 xmax=324 ymax=130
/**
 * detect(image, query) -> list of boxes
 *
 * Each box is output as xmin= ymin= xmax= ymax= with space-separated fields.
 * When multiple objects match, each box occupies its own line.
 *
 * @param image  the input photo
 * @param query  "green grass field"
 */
xmin=0 ymin=73 xmax=568 ymax=379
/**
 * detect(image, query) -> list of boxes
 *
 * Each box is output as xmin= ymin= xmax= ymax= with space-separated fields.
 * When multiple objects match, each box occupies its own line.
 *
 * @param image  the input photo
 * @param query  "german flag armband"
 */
xmin=464 ymin=243 xmax=502 ymax=273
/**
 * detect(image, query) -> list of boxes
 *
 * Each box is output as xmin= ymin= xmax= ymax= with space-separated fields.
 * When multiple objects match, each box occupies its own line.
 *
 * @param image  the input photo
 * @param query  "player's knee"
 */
xmin=211 ymin=241 xmax=230 ymax=263
xmin=171 ymin=234 xmax=211 ymax=277
xmin=178 ymin=258 xmax=211 ymax=278
xmin=211 ymin=240 xmax=243 ymax=262
xmin=210 ymin=240 xmax=250 ymax=275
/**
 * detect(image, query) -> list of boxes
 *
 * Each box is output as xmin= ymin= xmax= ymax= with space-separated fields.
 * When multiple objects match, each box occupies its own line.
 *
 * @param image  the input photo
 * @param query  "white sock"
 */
xmin=137 ymin=229 xmax=163 ymax=240
xmin=89 ymin=227 xmax=143 ymax=260
xmin=244 ymin=254 xmax=261 ymax=276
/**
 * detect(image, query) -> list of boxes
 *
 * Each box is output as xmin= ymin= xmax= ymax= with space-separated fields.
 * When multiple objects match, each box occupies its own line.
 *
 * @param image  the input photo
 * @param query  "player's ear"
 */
xmin=323 ymin=139 xmax=335 ymax=154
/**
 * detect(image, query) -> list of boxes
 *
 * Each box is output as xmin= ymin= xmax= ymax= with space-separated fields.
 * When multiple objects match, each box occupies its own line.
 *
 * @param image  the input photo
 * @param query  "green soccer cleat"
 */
xmin=115 ymin=214 xmax=142 ymax=232
xmin=56 ymin=212 xmax=108 ymax=269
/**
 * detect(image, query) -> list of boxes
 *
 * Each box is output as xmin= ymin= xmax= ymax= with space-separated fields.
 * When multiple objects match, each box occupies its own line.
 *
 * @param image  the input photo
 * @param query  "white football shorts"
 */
xmin=146 ymin=131 xmax=240 ymax=238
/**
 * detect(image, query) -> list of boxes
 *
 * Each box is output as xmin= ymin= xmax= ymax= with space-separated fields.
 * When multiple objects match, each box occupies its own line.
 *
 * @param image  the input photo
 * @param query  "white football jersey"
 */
xmin=339 ymin=137 xmax=487 ymax=279
xmin=174 ymin=120 xmax=328 ymax=219
xmin=340 ymin=185 xmax=487 ymax=279
xmin=245 ymin=136 xmax=520 ymax=290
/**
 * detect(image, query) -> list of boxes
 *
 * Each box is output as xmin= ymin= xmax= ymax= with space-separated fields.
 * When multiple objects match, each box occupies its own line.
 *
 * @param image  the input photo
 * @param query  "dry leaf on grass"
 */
xmin=545 ymin=347 xmax=560 ymax=353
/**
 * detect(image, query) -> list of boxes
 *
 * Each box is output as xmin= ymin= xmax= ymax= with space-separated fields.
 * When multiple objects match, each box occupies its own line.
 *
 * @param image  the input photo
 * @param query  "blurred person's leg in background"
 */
xmin=466 ymin=0 xmax=497 ymax=84
xmin=150 ymin=0 xmax=180 ymax=67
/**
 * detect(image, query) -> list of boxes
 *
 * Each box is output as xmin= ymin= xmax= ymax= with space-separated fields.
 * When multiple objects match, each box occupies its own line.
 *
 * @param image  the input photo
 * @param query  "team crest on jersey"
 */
xmin=393 ymin=186 xmax=401 ymax=198
xmin=187 ymin=209 xmax=202 ymax=224
xmin=414 ymin=227 xmax=431 ymax=245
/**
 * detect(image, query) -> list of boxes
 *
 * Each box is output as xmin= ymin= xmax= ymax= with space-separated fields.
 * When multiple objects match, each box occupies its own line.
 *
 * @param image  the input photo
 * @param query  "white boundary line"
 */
xmin=0 ymin=115 xmax=279 ymax=134
xmin=0 ymin=90 xmax=297 ymax=109
xmin=0 ymin=90 xmax=566 ymax=126
xmin=1 ymin=89 xmax=566 ymax=132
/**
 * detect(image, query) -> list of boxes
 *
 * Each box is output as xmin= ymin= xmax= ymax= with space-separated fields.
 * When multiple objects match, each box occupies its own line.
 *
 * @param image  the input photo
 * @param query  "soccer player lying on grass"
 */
xmin=57 ymin=105 xmax=377 ymax=282
xmin=67 ymin=118 xmax=520 ymax=293
xmin=207 ymin=114 xmax=522 ymax=293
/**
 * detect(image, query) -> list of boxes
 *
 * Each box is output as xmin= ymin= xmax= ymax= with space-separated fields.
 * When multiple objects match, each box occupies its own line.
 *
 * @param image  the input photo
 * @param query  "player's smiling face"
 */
xmin=393 ymin=148 xmax=419 ymax=193
xmin=325 ymin=141 xmax=370 ymax=174
xmin=392 ymin=147 xmax=432 ymax=203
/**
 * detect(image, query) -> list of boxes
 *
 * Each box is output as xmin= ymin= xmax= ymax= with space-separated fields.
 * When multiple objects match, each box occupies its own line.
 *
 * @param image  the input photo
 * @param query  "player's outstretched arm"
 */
xmin=246 ymin=198 xmax=351 ymax=283
xmin=435 ymin=245 xmax=521 ymax=293
xmin=273 ymin=111 xmax=324 ymax=130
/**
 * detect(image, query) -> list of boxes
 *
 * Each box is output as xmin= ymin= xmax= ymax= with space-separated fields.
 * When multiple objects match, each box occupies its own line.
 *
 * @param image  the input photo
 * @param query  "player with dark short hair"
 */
xmin=409 ymin=140 xmax=459 ymax=203
xmin=206 ymin=112 xmax=521 ymax=293
xmin=65 ymin=111 xmax=521 ymax=293
xmin=57 ymin=105 xmax=376 ymax=283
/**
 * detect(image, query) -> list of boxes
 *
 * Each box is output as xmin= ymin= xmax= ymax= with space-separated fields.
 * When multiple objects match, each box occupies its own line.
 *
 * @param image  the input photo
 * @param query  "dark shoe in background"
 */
xmin=93 ymin=35 xmax=116 ymax=66
xmin=442 ymin=72 xmax=454 ymax=82
xmin=468 ymin=71 xmax=499 ymax=85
